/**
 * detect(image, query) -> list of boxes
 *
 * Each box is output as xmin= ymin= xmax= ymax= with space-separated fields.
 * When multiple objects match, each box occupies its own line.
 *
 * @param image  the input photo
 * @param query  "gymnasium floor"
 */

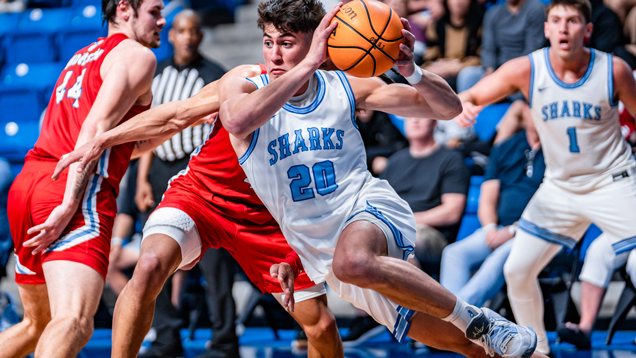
xmin=78 ymin=329 xmax=636 ymax=358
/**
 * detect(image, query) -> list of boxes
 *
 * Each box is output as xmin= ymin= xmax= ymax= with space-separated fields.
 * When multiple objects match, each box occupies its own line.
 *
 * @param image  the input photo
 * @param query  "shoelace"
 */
xmin=480 ymin=318 xmax=516 ymax=357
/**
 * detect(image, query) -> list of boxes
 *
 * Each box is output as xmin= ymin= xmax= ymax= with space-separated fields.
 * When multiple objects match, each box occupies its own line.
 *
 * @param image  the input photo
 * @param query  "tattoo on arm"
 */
xmin=135 ymin=140 xmax=148 ymax=149
xmin=71 ymin=160 xmax=98 ymax=201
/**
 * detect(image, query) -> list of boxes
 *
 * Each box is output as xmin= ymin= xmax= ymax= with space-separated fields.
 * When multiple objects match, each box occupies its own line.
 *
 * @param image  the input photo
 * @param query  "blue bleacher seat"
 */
xmin=456 ymin=176 xmax=484 ymax=241
xmin=0 ymin=86 xmax=42 ymax=124
xmin=0 ymin=13 xmax=21 ymax=66
xmin=57 ymin=6 xmax=108 ymax=62
xmin=4 ymin=8 xmax=72 ymax=64
xmin=1 ymin=62 xmax=64 ymax=91
xmin=0 ymin=87 xmax=41 ymax=161
xmin=474 ymin=103 xmax=511 ymax=142
xmin=70 ymin=0 xmax=101 ymax=6
xmin=0 ymin=13 xmax=20 ymax=38
xmin=0 ymin=119 xmax=40 ymax=162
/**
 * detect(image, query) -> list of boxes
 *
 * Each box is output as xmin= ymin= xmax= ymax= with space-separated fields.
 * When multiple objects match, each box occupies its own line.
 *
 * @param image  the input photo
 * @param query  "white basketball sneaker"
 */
xmin=466 ymin=307 xmax=537 ymax=358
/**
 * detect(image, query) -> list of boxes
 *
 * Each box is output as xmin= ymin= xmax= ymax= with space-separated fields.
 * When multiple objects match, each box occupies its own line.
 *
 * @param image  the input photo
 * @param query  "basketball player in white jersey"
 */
xmin=454 ymin=0 xmax=636 ymax=353
xmin=218 ymin=0 xmax=539 ymax=356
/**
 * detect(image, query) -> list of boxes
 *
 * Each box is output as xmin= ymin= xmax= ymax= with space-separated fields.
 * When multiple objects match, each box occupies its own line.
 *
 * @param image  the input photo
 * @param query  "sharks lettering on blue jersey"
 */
xmin=268 ymin=127 xmax=345 ymax=166
xmin=541 ymin=100 xmax=602 ymax=121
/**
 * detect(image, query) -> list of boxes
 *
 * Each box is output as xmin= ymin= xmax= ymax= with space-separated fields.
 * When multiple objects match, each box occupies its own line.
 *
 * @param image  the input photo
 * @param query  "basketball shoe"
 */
xmin=466 ymin=307 xmax=537 ymax=358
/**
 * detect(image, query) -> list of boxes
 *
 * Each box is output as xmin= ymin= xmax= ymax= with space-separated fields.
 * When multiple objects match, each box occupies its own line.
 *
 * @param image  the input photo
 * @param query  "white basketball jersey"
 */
xmin=239 ymin=70 xmax=375 ymax=282
xmin=528 ymin=48 xmax=634 ymax=189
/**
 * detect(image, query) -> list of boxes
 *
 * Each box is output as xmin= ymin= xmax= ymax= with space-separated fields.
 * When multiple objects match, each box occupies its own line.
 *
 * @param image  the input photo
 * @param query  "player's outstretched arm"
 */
xmin=27 ymin=42 xmax=156 ymax=254
xmin=219 ymin=4 xmax=341 ymax=140
xmin=455 ymin=56 xmax=531 ymax=127
xmin=52 ymin=65 xmax=263 ymax=179
xmin=347 ymin=19 xmax=462 ymax=120
xmin=612 ymin=56 xmax=636 ymax=113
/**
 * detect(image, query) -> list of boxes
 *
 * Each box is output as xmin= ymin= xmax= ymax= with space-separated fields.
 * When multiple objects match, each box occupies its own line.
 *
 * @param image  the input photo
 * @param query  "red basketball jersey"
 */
xmin=169 ymin=65 xmax=271 ymax=222
xmin=26 ymin=33 xmax=149 ymax=194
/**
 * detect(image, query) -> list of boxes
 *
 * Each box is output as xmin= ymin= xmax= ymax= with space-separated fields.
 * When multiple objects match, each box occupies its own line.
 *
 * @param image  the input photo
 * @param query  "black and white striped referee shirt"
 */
xmin=151 ymin=56 xmax=225 ymax=161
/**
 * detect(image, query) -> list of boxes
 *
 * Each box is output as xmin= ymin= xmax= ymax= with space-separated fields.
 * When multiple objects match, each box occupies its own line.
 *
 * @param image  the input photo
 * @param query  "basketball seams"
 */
xmin=360 ymin=0 xmax=382 ymax=38
xmin=373 ymin=7 xmax=394 ymax=76
xmin=359 ymin=0 xmax=404 ymax=43
xmin=334 ymin=15 xmax=399 ymax=63
xmin=330 ymin=1 xmax=406 ymax=77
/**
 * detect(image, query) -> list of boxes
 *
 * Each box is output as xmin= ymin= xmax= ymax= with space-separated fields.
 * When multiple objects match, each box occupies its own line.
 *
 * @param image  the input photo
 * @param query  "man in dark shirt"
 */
xmin=456 ymin=0 xmax=545 ymax=92
xmin=382 ymin=117 xmax=470 ymax=269
xmin=355 ymin=109 xmax=407 ymax=175
xmin=440 ymin=116 xmax=543 ymax=307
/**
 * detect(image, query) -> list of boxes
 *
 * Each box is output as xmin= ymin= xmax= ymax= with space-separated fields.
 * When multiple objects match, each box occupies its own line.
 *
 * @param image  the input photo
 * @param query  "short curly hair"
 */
xmin=257 ymin=0 xmax=326 ymax=34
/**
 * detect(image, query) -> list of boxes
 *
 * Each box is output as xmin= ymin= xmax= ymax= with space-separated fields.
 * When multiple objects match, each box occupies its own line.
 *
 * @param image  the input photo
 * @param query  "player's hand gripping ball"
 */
xmin=328 ymin=0 xmax=405 ymax=77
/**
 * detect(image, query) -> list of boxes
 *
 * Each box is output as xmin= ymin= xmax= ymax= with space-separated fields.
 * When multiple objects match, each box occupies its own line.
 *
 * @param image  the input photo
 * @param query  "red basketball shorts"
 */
xmin=147 ymin=180 xmax=316 ymax=294
xmin=9 ymin=161 xmax=115 ymax=284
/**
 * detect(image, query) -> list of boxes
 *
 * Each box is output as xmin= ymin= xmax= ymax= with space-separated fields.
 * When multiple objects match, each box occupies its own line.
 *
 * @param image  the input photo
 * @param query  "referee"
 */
xmin=136 ymin=10 xmax=240 ymax=358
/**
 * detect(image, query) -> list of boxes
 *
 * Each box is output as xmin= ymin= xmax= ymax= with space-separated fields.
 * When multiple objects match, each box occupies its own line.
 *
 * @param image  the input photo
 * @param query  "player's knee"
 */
xmin=503 ymin=259 xmax=531 ymax=287
xmin=332 ymin=253 xmax=379 ymax=286
xmin=52 ymin=314 xmax=94 ymax=342
xmin=441 ymin=242 xmax=466 ymax=264
xmin=134 ymin=253 xmax=170 ymax=292
xmin=23 ymin=315 xmax=50 ymax=339
xmin=76 ymin=316 xmax=94 ymax=344
xmin=304 ymin=314 xmax=339 ymax=345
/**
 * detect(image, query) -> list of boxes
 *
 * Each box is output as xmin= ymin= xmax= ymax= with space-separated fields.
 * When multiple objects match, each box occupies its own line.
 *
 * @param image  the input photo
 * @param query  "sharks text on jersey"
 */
xmin=268 ymin=127 xmax=345 ymax=166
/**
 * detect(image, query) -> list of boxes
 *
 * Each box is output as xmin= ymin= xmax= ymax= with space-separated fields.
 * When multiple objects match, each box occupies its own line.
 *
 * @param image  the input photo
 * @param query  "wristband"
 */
xmin=483 ymin=223 xmax=497 ymax=232
xmin=508 ymin=222 xmax=518 ymax=236
xmin=405 ymin=65 xmax=423 ymax=84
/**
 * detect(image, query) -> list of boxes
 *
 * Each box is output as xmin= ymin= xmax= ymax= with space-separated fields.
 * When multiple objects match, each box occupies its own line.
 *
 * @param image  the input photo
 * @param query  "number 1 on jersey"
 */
xmin=567 ymin=127 xmax=580 ymax=153
xmin=288 ymin=160 xmax=338 ymax=202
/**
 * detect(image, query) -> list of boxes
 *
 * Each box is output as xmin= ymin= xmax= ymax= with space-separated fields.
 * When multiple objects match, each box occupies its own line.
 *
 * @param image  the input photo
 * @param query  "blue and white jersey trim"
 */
xmin=335 ymin=71 xmax=357 ymax=129
xmin=14 ymin=253 xmax=35 ymax=275
xmin=96 ymin=148 xmax=111 ymax=178
xmin=46 ymin=174 xmax=103 ymax=252
xmin=347 ymin=201 xmax=415 ymax=260
xmin=518 ymin=218 xmax=578 ymax=249
xmin=393 ymin=305 xmax=415 ymax=343
xmin=613 ymin=235 xmax=636 ymax=254
xmin=528 ymin=54 xmax=535 ymax=108
xmin=607 ymin=53 xmax=618 ymax=107
xmin=545 ymin=47 xmax=595 ymax=89
xmin=238 ymin=128 xmax=260 ymax=165
xmin=283 ymin=72 xmax=326 ymax=114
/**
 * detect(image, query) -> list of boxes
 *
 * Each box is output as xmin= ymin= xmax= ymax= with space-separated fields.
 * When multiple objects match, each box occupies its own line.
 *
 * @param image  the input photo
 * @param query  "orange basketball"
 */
xmin=328 ymin=0 xmax=405 ymax=78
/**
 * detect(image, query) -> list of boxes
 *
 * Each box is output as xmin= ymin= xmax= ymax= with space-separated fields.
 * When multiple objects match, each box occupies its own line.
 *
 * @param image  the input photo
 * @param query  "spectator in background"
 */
xmin=588 ymin=0 xmax=636 ymax=68
xmin=457 ymin=0 xmax=545 ymax=92
xmin=355 ymin=109 xmax=407 ymax=175
xmin=422 ymin=0 xmax=483 ymax=91
xmin=134 ymin=10 xmax=238 ymax=358
xmin=0 ymin=0 xmax=25 ymax=13
xmin=604 ymin=0 xmax=636 ymax=22
xmin=382 ymin=117 xmax=470 ymax=272
xmin=440 ymin=105 xmax=544 ymax=307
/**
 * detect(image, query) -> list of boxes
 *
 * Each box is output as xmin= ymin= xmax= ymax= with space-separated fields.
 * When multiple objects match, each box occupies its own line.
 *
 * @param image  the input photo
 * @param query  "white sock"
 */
xmin=442 ymin=297 xmax=482 ymax=333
